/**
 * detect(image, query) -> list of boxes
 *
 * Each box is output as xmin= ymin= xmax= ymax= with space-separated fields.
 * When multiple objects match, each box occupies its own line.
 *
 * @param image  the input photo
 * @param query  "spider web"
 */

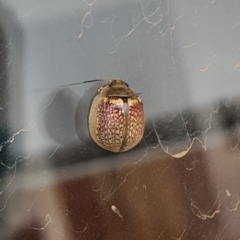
xmin=1 ymin=0 xmax=240 ymax=239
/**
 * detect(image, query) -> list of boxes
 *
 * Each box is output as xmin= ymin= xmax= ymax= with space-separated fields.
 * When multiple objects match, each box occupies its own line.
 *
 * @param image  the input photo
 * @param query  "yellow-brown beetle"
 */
xmin=66 ymin=79 xmax=145 ymax=152
xmin=88 ymin=79 xmax=145 ymax=152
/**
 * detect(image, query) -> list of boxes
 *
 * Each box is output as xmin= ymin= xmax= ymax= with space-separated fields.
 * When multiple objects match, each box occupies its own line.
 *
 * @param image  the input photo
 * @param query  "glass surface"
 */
xmin=0 ymin=0 xmax=240 ymax=239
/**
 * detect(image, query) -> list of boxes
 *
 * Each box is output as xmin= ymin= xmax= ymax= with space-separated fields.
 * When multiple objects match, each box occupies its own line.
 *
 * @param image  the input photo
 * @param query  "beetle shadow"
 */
xmin=42 ymin=88 xmax=79 ymax=146
xmin=75 ymin=82 xmax=103 ymax=150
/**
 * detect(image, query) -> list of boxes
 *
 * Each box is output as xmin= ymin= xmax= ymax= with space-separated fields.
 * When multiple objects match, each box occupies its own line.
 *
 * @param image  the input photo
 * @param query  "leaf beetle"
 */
xmin=67 ymin=79 xmax=145 ymax=152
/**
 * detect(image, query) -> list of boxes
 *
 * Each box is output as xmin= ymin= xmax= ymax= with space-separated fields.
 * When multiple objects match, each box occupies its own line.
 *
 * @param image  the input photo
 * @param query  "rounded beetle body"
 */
xmin=88 ymin=79 xmax=145 ymax=152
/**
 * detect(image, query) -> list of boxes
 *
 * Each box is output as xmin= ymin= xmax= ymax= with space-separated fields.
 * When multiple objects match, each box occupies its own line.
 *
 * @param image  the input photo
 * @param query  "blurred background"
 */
xmin=1 ymin=0 xmax=240 ymax=239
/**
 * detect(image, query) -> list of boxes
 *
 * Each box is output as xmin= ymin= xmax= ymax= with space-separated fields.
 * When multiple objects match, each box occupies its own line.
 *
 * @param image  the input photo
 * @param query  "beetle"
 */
xmin=66 ymin=79 xmax=145 ymax=152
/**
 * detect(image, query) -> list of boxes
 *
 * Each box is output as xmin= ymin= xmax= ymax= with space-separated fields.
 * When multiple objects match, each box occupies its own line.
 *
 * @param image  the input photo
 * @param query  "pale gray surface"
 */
xmin=1 ymin=0 xmax=239 ymax=154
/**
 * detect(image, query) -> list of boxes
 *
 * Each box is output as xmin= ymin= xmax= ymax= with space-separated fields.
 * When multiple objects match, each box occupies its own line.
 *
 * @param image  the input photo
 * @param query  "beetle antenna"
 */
xmin=60 ymin=79 xmax=112 ymax=88
xmin=83 ymin=79 xmax=112 ymax=84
